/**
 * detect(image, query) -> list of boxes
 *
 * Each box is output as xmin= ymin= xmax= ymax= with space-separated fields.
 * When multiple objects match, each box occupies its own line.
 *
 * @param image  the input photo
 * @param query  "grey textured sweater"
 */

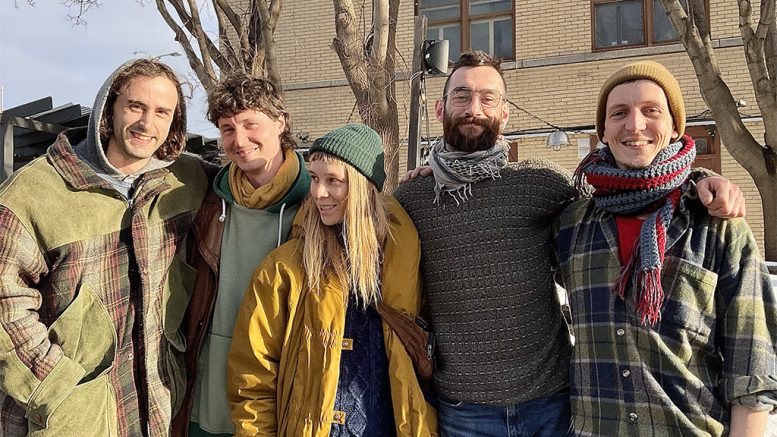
xmin=394 ymin=158 xmax=578 ymax=405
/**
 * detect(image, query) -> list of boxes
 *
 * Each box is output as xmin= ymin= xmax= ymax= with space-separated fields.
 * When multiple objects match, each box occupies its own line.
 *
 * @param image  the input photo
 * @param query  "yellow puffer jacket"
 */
xmin=227 ymin=195 xmax=437 ymax=437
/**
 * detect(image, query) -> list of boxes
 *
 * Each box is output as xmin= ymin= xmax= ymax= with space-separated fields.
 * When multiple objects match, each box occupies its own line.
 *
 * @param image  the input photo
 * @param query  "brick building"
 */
xmin=229 ymin=0 xmax=767 ymax=250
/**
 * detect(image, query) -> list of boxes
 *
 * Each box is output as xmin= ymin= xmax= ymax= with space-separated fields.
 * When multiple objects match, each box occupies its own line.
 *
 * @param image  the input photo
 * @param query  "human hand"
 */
xmin=697 ymin=176 xmax=746 ymax=218
xmin=399 ymin=166 xmax=433 ymax=184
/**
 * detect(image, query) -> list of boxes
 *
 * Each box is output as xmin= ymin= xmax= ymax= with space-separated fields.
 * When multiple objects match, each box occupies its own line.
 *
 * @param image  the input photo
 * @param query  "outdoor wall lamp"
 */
xmin=546 ymin=129 xmax=571 ymax=151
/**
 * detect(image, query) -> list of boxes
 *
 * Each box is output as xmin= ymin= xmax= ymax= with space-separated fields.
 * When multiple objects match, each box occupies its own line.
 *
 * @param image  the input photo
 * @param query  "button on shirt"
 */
xmin=553 ymin=195 xmax=777 ymax=437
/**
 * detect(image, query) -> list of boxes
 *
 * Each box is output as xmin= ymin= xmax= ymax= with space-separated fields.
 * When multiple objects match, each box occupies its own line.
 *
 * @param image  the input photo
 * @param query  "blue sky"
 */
xmin=0 ymin=1 xmax=219 ymax=137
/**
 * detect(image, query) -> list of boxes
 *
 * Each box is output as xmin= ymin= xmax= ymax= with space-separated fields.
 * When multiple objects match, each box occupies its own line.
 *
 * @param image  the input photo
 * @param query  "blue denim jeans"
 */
xmin=437 ymin=390 xmax=571 ymax=437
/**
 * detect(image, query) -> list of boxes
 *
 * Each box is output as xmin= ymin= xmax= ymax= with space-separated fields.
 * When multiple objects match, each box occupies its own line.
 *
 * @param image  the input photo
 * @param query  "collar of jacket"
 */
xmin=48 ymin=128 xmax=172 ymax=204
xmin=192 ymin=190 xmax=224 ymax=274
xmin=212 ymin=151 xmax=311 ymax=213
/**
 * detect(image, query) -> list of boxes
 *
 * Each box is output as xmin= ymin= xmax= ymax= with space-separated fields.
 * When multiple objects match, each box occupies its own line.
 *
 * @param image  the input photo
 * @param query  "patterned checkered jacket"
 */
xmin=0 ymin=130 xmax=209 ymax=436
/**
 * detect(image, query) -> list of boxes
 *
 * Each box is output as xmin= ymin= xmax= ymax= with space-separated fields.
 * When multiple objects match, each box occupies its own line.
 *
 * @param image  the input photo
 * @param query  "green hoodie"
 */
xmin=191 ymin=156 xmax=310 ymax=436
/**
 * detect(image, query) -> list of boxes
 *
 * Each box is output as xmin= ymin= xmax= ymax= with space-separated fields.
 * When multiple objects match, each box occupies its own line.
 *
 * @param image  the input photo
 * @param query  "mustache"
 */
xmin=453 ymin=116 xmax=491 ymax=128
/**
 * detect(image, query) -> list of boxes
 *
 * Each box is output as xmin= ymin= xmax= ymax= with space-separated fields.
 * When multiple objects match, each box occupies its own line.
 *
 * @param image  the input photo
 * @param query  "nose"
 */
xmin=137 ymin=110 xmax=152 ymax=127
xmin=624 ymin=110 xmax=646 ymax=132
xmin=464 ymin=94 xmax=484 ymax=117
xmin=234 ymin=126 xmax=249 ymax=146
xmin=311 ymin=181 xmax=328 ymax=199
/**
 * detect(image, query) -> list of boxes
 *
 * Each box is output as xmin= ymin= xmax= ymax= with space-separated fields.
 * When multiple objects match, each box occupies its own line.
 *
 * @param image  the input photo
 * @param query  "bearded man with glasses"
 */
xmin=394 ymin=51 xmax=746 ymax=436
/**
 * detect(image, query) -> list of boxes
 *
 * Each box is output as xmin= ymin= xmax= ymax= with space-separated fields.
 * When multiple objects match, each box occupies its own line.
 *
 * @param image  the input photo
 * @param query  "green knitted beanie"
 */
xmin=310 ymin=124 xmax=386 ymax=190
xmin=596 ymin=60 xmax=685 ymax=142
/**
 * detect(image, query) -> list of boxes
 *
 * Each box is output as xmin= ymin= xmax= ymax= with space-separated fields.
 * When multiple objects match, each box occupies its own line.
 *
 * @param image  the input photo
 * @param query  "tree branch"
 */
xmin=212 ymin=0 xmax=240 ymax=71
xmin=739 ymin=0 xmax=777 ymax=149
xmin=155 ymin=0 xmax=216 ymax=90
xmin=257 ymin=0 xmax=282 ymax=90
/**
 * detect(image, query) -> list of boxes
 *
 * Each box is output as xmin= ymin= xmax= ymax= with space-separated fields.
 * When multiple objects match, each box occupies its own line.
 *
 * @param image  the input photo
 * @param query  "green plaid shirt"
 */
xmin=553 ymin=188 xmax=777 ymax=437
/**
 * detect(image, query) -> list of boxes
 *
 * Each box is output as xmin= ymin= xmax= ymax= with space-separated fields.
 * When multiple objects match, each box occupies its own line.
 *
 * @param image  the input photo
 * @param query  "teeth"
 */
xmin=132 ymin=132 xmax=152 ymax=141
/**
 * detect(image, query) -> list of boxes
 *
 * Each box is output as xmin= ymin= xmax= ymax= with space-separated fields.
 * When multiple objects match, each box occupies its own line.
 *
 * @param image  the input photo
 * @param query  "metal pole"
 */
xmin=407 ymin=16 xmax=427 ymax=171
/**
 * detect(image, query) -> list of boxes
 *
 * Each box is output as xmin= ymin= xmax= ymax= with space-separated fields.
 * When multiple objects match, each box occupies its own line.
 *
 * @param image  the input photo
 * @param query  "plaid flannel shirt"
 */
xmin=553 ymin=186 xmax=777 ymax=436
xmin=0 ymin=132 xmax=208 ymax=436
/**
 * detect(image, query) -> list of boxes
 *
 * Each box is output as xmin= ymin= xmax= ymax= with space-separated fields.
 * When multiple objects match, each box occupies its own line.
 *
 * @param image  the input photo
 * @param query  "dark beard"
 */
xmin=442 ymin=113 xmax=501 ymax=153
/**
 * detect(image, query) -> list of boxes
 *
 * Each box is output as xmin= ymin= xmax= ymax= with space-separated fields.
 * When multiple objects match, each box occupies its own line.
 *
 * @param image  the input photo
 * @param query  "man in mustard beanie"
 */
xmin=554 ymin=60 xmax=777 ymax=436
xmin=395 ymin=52 xmax=748 ymax=436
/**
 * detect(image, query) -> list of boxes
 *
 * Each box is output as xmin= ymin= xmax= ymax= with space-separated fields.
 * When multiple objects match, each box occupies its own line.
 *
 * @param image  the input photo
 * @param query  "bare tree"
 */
xmin=331 ymin=0 xmax=402 ymax=191
xmin=154 ymin=0 xmax=284 ymax=93
xmin=44 ymin=0 xmax=284 ymax=93
xmin=661 ymin=0 xmax=777 ymax=260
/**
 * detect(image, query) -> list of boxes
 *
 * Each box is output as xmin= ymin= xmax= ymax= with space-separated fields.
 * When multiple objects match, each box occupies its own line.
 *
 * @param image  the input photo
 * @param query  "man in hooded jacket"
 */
xmin=0 ymin=59 xmax=209 ymax=436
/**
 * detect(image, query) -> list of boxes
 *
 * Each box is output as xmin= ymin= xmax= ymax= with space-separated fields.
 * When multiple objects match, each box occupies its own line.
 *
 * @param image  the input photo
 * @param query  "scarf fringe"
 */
xmin=636 ymin=268 xmax=664 ymax=326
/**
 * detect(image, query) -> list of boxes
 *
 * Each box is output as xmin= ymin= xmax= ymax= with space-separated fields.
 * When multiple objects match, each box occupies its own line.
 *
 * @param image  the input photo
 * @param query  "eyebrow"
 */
xmin=127 ymin=99 xmax=174 ymax=113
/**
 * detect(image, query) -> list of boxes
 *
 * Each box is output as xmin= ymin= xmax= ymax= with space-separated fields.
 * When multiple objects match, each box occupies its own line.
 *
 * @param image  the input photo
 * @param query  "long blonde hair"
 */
xmin=301 ymin=152 xmax=391 ymax=306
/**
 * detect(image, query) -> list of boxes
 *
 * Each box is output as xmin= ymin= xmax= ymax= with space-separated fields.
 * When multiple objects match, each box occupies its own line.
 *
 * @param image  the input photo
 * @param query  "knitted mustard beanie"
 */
xmin=596 ymin=60 xmax=685 ymax=142
xmin=310 ymin=124 xmax=386 ymax=190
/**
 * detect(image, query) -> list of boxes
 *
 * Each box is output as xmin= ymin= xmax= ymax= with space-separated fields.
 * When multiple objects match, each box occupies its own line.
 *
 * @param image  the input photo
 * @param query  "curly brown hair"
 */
xmin=207 ymin=73 xmax=296 ymax=150
xmin=442 ymin=51 xmax=507 ymax=97
xmin=99 ymin=59 xmax=187 ymax=161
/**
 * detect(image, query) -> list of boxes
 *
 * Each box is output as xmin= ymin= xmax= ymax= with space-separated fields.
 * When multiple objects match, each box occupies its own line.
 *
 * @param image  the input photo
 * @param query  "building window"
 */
xmin=686 ymin=125 xmax=721 ymax=173
xmin=592 ymin=0 xmax=689 ymax=50
xmin=418 ymin=0 xmax=514 ymax=61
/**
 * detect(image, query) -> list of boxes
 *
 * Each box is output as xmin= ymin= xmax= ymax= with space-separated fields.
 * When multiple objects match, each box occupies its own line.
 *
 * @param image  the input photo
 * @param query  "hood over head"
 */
xmin=75 ymin=58 xmax=188 ymax=178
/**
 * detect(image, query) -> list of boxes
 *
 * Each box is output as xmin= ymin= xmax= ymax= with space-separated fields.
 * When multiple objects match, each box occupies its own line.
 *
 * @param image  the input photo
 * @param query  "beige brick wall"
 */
xmin=516 ymin=0 xmax=592 ymax=59
xmin=274 ymin=0 xmax=417 ymax=84
xmin=229 ymin=0 xmax=769 ymax=252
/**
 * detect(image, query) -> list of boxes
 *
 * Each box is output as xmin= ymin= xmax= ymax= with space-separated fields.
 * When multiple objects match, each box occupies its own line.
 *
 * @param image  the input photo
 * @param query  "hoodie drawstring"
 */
xmin=218 ymin=198 xmax=227 ymax=223
xmin=277 ymin=203 xmax=287 ymax=247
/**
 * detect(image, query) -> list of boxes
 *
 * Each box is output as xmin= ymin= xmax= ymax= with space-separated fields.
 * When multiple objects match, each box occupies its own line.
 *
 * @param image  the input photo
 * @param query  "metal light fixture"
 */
xmin=422 ymin=40 xmax=449 ymax=75
xmin=546 ymin=129 xmax=571 ymax=151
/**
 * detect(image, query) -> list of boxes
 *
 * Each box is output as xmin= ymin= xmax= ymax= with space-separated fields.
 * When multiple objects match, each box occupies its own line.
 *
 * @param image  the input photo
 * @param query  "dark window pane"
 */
xmin=419 ymin=0 xmax=460 ymax=22
xmin=442 ymin=25 xmax=461 ymax=61
xmin=493 ymin=18 xmax=513 ymax=58
xmin=470 ymin=21 xmax=490 ymax=53
xmin=594 ymin=0 xmax=644 ymax=48
xmin=694 ymin=138 xmax=709 ymax=154
xmin=653 ymin=0 xmax=685 ymax=42
xmin=470 ymin=0 xmax=512 ymax=16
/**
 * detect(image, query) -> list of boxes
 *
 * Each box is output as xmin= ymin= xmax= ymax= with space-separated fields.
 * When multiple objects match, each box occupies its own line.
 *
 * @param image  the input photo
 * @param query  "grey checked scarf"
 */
xmin=428 ymin=137 xmax=509 ymax=204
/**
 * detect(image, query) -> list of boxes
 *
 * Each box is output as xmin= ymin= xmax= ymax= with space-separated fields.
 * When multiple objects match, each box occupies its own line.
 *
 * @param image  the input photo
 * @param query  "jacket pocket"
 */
xmin=27 ymin=374 xmax=118 ymax=437
xmin=163 ymin=255 xmax=196 ymax=352
xmin=46 ymin=283 xmax=117 ymax=381
xmin=655 ymin=257 xmax=718 ymax=360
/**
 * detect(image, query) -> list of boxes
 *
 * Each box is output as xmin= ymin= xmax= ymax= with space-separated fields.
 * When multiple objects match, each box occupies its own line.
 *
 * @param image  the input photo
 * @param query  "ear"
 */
xmin=671 ymin=123 xmax=679 ymax=141
xmin=501 ymin=104 xmax=510 ymax=131
xmin=435 ymin=99 xmax=445 ymax=122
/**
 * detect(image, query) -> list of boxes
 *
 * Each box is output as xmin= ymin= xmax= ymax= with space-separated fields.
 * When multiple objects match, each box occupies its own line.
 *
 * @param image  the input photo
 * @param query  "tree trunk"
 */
xmin=754 ymin=173 xmax=777 ymax=259
xmin=662 ymin=0 xmax=777 ymax=260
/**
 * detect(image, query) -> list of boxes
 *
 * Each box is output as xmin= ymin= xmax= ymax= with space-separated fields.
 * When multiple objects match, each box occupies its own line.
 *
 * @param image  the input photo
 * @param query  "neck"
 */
xmin=247 ymin=149 xmax=286 ymax=188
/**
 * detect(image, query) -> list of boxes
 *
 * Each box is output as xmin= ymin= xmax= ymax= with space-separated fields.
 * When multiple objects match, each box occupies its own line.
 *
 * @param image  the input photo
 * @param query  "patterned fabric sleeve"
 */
xmin=715 ymin=217 xmax=777 ymax=408
xmin=513 ymin=158 xmax=578 ymax=218
xmin=0 ymin=206 xmax=87 ymax=426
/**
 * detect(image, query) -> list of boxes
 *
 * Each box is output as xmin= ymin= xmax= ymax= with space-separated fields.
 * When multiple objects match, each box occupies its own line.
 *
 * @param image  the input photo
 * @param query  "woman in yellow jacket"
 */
xmin=227 ymin=124 xmax=437 ymax=437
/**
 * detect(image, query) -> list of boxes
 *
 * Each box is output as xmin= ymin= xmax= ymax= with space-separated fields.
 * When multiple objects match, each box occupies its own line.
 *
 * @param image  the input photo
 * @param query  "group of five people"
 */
xmin=0 ymin=50 xmax=772 ymax=437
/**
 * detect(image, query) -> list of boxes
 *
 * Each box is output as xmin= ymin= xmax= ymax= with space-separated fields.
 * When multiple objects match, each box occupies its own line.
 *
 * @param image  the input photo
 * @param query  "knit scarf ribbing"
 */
xmin=428 ymin=137 xmax=509 ymax=204
xmin=574 ymin=135 xmax=696 ymax=326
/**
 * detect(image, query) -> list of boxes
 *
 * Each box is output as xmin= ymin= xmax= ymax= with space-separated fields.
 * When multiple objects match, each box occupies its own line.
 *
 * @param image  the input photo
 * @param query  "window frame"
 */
xmin=418 ymin=0 xmax=516 ymax=60
xmin=590 ymin=0 xmax=708 ymax=52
